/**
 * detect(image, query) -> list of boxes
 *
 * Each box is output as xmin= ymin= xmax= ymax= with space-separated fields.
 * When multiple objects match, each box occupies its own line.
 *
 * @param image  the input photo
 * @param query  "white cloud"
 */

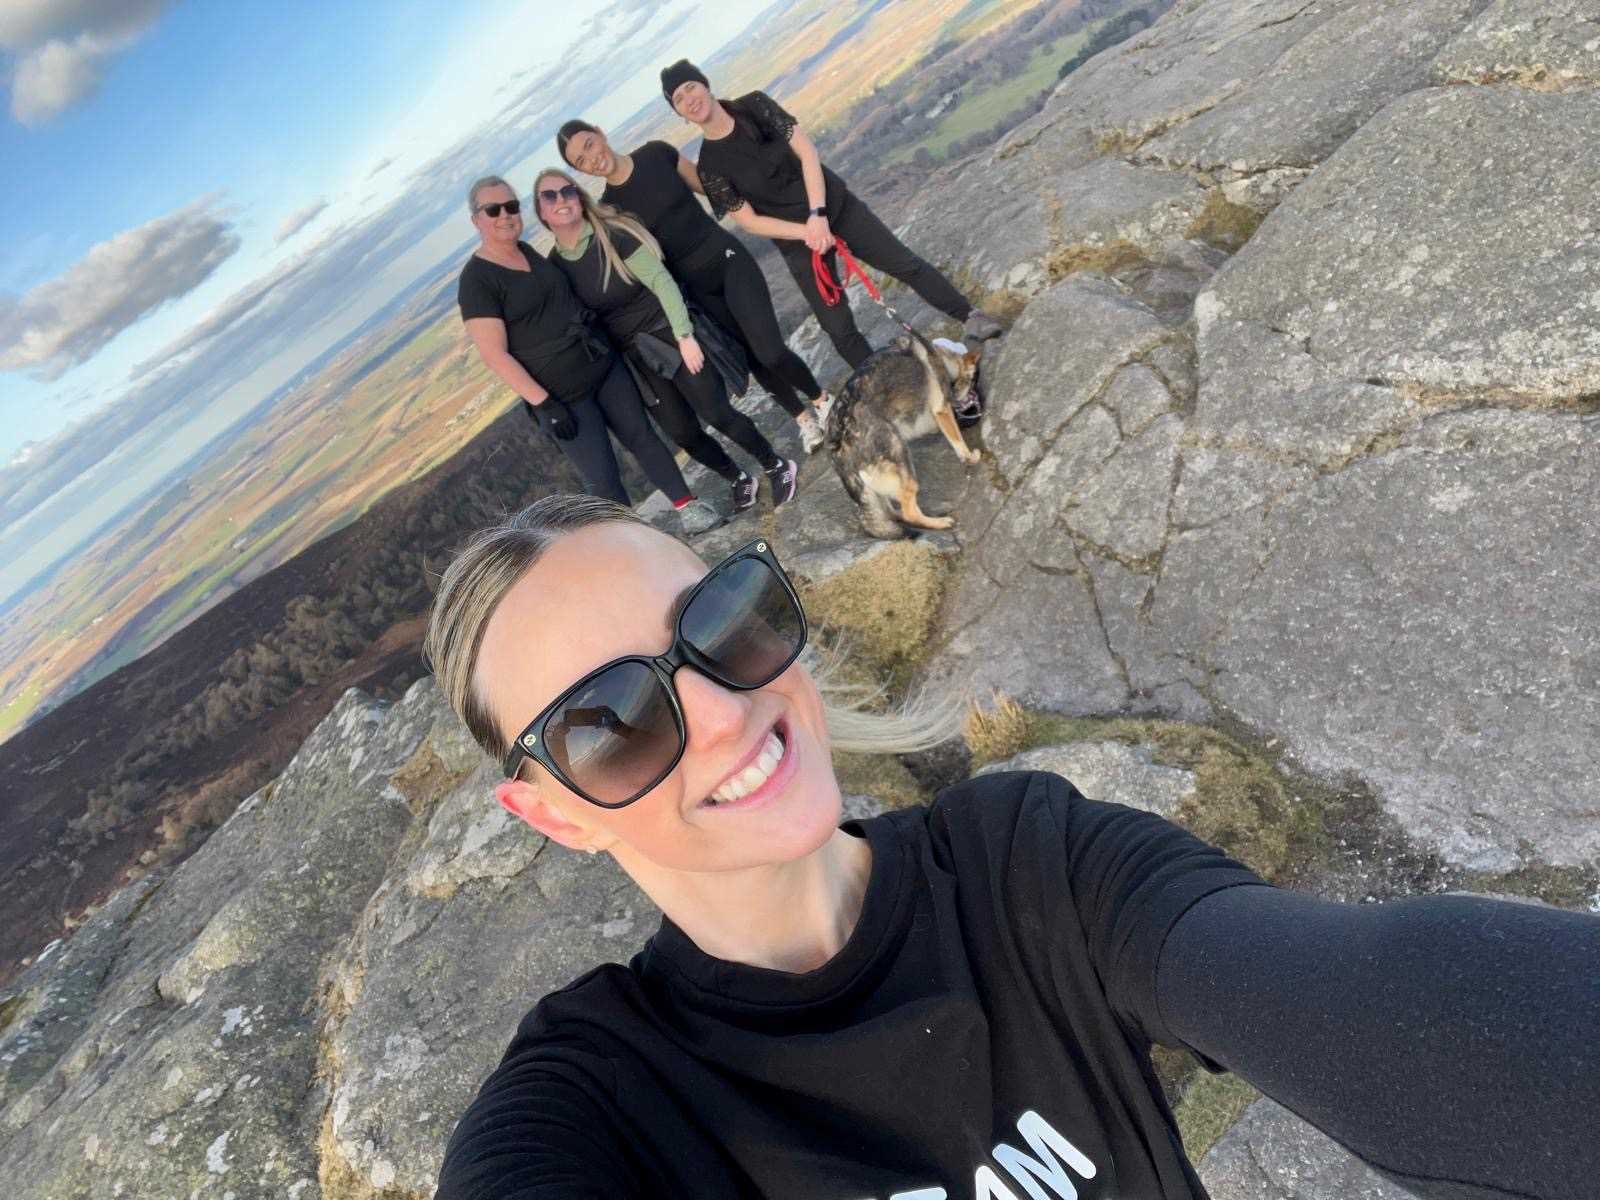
xmin=2 ymin=0 xmax=170 ymax=124
xmin=0 ymin=197 xmax=240 ymax=380
xmin=274 ymin=199 xmax=329 ymax=245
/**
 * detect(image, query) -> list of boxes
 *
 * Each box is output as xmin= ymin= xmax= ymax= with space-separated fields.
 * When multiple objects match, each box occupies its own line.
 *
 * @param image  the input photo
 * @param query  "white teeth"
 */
xmin=709 ymin=729 xmax=785 ymax=805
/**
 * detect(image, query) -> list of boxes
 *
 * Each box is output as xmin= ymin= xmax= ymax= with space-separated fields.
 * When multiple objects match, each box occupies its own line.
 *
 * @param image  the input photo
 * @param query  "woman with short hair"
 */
xmin=660 ymin=59 xmax=1005 ymax=373
xmin=532 ymin=167 xmax=797 ymax=512
xmin=557 ymin=119 xmax=836 ymax=454
xmin=456 ymin=175 xmax=721 ymax=535
xmin=429 ymin=493 xmax=1598 ymax=1200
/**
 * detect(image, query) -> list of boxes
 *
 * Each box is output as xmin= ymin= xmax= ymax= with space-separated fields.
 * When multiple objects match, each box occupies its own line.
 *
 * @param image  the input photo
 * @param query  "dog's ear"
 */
xmin=963 ymin=349 xmax=981 ymax=368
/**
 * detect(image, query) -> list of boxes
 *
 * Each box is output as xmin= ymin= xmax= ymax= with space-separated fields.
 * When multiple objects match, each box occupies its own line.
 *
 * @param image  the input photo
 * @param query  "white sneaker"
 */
xmin=675 ymin=497 xmax=724 ymax=537
xmin=796 ymin=410 xmax=826 ymax=455
xmin=798 ymin=393 xmax=834 ymax=454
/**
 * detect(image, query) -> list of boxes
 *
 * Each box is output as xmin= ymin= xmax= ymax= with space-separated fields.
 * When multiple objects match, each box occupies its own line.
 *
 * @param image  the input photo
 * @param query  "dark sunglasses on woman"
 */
xmin=503 ymin=539 xmax=808 ymax=808
xmin=537 ymin=183 xmax=582 ymax=206
xmin=476 ymin=199 xmax=521 ymax=217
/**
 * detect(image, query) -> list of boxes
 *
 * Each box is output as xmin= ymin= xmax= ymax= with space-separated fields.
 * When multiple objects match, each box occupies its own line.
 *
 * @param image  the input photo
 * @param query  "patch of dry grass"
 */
xmin=1044 ymin=238 xmax=1150 ymax=281
xmin=832 ymin=750 xmax=930 ymax=811
xmin=964 ymin=692 xmax=1040 ymax=767
xmin=962 ymin=701 xmax=1322 ymax=882
xmin=798 ymin=541 xmax=954 ymax=686
xmin=389 ymin=744 xmax=471 ymax=818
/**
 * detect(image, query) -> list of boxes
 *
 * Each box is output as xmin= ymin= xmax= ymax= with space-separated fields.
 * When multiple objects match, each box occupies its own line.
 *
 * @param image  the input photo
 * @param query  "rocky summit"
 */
xmin=3 ymin=2 xmax=1597 ymax=1197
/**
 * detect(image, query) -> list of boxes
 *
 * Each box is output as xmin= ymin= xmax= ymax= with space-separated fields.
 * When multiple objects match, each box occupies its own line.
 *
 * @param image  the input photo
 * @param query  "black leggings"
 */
xmin=547 ymin=359 xmax=691 ymax=506
xmin=1159 ymin=885 xmax=1600 ymax=1199
xmin=779 ymin=190 xmax=974 ymax=370
xmin=635 ymin=350 xmax=782 ymax=481
xmin=677 ymin=232 xmax=822 ymax=418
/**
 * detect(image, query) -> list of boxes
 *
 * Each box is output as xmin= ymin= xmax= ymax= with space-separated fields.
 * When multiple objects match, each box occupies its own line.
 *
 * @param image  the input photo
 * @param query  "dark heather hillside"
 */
xmin=0 ymin=404 xmax=600 ymax=984
xmin=3 ymin=2 xmax=1598 ymax=1198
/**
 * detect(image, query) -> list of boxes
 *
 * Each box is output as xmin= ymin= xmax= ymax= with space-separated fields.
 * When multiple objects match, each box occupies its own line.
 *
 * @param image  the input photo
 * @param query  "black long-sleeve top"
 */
xmin=435 ymin=770 xmax=1600 ymax=1199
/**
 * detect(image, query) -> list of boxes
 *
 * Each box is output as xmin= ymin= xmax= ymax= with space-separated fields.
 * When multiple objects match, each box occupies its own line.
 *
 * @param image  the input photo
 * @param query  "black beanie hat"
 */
xmin=660 ymin=59 xmax=709 ymax=106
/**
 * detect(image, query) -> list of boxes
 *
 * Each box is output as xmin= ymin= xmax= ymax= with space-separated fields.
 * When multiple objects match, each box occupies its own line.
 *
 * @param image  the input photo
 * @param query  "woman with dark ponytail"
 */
xmin=557 ymin=119 xmax=836 ymax=455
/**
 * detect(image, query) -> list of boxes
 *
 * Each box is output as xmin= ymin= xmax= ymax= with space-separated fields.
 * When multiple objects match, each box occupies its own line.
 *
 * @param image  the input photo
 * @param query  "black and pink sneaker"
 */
xmin=766 ymin=458 xmax=799 ymax=506
xmin=731 ymin=472 xmax=759 ymax=512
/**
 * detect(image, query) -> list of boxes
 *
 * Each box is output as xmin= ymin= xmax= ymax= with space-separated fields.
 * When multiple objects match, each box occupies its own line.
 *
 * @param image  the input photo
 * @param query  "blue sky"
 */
xmin=0 ymin=0 xmax=772 ymax=602
xmin=1 ymin=0 xmax=476 ymax=446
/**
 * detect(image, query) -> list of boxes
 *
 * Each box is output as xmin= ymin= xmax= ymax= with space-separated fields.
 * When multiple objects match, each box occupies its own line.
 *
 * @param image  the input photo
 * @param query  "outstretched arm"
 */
xmin=1156 ymin=885 xmax=1600 ymax=1199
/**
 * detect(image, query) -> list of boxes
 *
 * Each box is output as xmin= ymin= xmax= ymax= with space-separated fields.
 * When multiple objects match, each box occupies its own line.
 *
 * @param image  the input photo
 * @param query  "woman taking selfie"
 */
xmin=430 ymin=494 xmax=1598 ymax=1200
xmin=557 ymin=119 xmax=836 ymax=454
xmin=534 ymin=167 xmax=798 ymax=513
xmin=456 ymin=175 xmax=721 ymax=535
xmin=661 ymin=59 xmax=1005 ymax=373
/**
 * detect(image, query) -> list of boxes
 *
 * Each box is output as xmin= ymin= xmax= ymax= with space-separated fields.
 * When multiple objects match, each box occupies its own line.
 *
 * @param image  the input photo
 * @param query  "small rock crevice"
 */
xmin=1070 ymin=543 xmax=1137 ymax=697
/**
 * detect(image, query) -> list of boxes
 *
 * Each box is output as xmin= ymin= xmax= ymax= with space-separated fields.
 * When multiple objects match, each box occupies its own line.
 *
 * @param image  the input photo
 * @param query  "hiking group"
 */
xmin=458 ymin=59 xmax=1004 ymax=537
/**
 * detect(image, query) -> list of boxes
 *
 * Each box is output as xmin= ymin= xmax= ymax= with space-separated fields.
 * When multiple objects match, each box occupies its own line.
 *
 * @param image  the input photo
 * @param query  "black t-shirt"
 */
xmin=548 ymin=229 xmax=665 ymax=344
xmin=435 ymin=771 xmax=1268 ymax=1199
xmin=457 ymin=243 xmax=613 ymax=402
xmin=602 ymin=141 xmax=724 ymax=266
xmin=696 ymin=91 xmax=849 ymax=223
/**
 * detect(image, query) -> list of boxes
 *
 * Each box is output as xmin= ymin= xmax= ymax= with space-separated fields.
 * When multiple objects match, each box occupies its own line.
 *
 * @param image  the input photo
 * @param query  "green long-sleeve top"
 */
xmin=550 ymin=222 xmax=692 ymax=341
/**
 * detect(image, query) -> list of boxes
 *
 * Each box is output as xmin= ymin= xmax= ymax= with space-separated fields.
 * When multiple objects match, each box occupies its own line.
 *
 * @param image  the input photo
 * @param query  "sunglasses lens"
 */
xmin=547 ymin=661 xmax=680 ymax=806
xmin=681 ymin=558 xmax=803 ymax=688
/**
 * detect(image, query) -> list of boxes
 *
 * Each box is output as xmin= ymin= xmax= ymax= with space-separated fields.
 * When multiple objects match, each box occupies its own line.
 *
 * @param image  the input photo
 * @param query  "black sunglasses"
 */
xmin=503 ymin=539 xmax=807 ymax=808
xmin=537 ymin=183 xmax=581 ymax=205
xmin=476 ymin=199 xmax=521 ymax=217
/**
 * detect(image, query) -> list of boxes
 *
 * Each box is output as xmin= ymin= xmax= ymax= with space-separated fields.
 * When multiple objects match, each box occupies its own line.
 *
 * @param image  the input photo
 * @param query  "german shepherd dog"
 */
xmin=825 ymin=331 xmax=984 ymax=540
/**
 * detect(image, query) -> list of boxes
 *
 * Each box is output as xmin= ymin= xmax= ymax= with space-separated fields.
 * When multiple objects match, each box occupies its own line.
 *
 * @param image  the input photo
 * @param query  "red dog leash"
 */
xmin=811 ymin=239 xmax=915 ymax=335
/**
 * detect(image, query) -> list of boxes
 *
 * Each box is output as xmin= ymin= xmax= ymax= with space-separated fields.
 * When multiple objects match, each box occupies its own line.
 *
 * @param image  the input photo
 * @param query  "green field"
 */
xmin=939 ymin=0 xmax=1008 ymax=41
xmin=889 ymin=23 xmax=1096 ymax=164
xmin=0 ymin=681 xmax=44 ymax=741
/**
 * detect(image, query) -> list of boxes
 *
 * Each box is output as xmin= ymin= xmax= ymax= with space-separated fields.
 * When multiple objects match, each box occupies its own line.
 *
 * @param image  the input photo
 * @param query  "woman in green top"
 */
xmin=535 ymin=168 xmax=799 ymax=512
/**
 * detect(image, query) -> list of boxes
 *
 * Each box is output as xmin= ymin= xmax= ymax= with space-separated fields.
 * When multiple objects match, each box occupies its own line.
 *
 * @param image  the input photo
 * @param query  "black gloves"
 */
xmin=528 ymin=398 xmax=578 ymax=441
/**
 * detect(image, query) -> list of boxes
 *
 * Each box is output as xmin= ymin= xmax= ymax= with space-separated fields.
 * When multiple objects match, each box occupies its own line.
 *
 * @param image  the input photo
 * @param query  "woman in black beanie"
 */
xmin=659 ymin=58 xmax=1005 ymax=372
xmin=558 ymin=117 xmax=837 ymax=454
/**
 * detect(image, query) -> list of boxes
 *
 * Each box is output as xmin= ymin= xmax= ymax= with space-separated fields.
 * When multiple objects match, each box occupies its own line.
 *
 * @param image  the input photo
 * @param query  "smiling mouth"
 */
xmin=705 ymin=720 xmax=788 ymax=806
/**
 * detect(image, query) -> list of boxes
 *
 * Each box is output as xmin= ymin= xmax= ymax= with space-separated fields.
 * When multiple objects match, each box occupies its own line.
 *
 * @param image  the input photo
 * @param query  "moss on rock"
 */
xmin=832 ymin=750 xmax=929 ymax=811
xmin=1457 ymin=855 xmax=1600 ymax=910
xmin=0 ymin=991 xmax=25 ymax=1037
xmin=1173 ymin=1069 xmax=1261 ymax=1160
xmin=1185 ymin=190 xmax=1265 ymax=253
xmin=799 ymin=541 xmax=953 ymax=688
xmin=965 ymin=704 xmax=1335 ymax=884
